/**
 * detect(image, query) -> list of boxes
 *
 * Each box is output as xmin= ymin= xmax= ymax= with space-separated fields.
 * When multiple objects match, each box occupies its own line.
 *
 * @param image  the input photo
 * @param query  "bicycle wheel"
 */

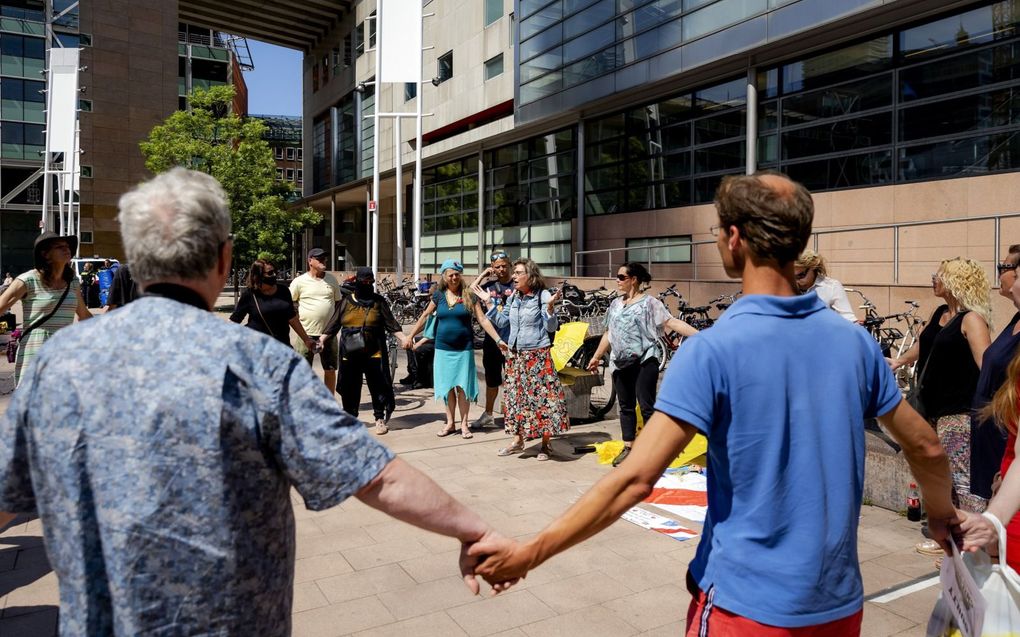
xmin=386 ymin=334 xmax=399 ymax=383
xmin=574 ymin=336 xmax=616 ymax=419
xmin=654 ymin=338 xmax=668 ymax=372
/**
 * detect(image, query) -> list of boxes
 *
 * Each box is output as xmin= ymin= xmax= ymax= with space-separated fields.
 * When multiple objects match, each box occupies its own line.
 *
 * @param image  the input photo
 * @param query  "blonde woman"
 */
xmin=793 ymin=250 xmax=856 ymax=321
xmin=892 ymin=259 xmax=992 ymax=536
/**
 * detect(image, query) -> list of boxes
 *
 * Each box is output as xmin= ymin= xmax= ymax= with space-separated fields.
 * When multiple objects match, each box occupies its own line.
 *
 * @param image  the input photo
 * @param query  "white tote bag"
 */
xmin=927 ymin=512 xmax=1020 ymax=637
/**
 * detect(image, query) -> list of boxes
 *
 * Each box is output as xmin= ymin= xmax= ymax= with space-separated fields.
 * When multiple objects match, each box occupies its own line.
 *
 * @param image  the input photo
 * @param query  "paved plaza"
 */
xmin=0 ymin=303 xmax=946 ymax=636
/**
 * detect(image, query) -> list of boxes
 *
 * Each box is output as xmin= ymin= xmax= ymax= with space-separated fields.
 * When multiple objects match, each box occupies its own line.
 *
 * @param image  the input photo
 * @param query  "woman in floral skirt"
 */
xmin=474 ymin=257 xmax=567 ymax=460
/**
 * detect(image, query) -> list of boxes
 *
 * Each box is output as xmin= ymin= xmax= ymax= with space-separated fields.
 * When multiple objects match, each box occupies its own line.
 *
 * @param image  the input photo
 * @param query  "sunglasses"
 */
xmin=997 ymin=262 xmax=1019 ymax=275
xmin=490 ymin=252 xmax=509 ymax=262
xmin=616 ymin=273 xmax=632 ymax=281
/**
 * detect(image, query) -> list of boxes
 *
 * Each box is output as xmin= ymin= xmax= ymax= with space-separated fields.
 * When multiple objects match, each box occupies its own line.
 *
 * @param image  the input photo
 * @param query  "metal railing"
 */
xmin=178 ymin=31 xmax=229 ymax=48
xmin=573 ymin=212 xmax=1020 ymax=283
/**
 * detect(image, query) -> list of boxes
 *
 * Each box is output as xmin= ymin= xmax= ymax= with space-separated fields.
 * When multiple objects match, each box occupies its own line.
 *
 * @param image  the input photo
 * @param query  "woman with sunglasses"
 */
xmin=891 ymin=259 xmax=992 ymax=556
xmin=406 ymin=259 xmax=504 ymax=439
xmin=469 ymin=250 xmax=514 ymax=430
xmin=793 ymin=250 xmax=857 ymax=321
xmin=585 ymin=263 xmax=698 ymax=466
xmin=230 ymin=259 xmax=315 ymax=350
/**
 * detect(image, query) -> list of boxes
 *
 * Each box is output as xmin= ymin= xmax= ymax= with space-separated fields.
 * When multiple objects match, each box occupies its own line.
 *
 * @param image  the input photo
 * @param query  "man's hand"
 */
xmin=468 ymin=535 xmax=535 ymax=592
xmin=927 ymin=508 xmax=969 ymax=554
xmin=394 ymin=332 xmax=408 ymax=349
xmin=471 ymin=283 xmax=491 ymax=305
xmin=956 ymin=511 xmax=999 ymax=553
xmin=460 ymin=530 xmax=521 ymax=595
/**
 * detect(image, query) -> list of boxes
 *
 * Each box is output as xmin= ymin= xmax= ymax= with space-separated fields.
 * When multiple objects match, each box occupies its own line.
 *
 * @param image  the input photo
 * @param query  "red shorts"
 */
xmin=685 ymin=586 xmax=863 ymax=637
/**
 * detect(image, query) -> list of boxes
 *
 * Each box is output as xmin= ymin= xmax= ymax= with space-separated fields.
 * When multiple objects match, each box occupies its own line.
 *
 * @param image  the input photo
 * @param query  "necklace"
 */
xmin=445 ymin=290 xmax=463 ymax=309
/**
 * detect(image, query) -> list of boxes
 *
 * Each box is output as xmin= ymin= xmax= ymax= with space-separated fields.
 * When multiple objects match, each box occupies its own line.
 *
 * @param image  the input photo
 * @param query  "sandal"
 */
xmin=536 ymin=452 xmax=550 ymax=461
xmin=915 ymin=539 xmax=943 ymax=556
xmin=461 ymin=430 xmax=473 ymax=439
xmin=497 ymin=443 xmax=525 ymax=456
xmin=437 ymin=425 xmax=457 ymax=437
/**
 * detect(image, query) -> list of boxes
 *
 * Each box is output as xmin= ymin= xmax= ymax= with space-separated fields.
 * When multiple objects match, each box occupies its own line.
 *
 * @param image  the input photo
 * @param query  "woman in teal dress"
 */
xmin=406 ymin=259 xmax=504 ymax=439
xmin=0 ymin=232 xmax=93 ymax=384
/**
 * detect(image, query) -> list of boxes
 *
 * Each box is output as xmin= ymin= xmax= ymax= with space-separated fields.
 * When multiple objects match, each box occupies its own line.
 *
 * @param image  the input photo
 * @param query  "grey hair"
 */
xmin=117 ymin=168 xmax=232 ymax=284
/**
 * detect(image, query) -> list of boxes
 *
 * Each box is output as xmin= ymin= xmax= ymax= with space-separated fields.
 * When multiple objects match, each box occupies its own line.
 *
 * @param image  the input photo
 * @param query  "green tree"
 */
xmin=140 ymin=86 xmax=321 ymax=267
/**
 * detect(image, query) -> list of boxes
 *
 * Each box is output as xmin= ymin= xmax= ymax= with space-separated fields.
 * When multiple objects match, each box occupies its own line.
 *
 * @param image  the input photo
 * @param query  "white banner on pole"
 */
xmin=46 ymin=48 xmax=79 ymax=156
xmin=379 ymin=0 xmax=422 ymax=83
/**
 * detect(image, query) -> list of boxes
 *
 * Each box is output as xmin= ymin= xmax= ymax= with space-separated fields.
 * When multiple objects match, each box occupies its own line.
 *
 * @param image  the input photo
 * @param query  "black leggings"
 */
xmin=613 ymin=358 xmax=660 ymax=443
xmin=339 ymin=353 xmax=395 ymax=422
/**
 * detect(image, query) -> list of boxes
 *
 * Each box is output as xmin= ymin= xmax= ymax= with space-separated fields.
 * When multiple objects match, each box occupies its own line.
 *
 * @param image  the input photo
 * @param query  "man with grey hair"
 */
xmin=0 ymin=168 xmax=513 ymax=635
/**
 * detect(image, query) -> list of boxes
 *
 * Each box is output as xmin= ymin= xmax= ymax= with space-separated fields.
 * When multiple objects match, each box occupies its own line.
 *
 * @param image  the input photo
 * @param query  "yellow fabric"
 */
xmin=551 ymin=322 xmax=589 ymax=371
xmin=592 ymin=431 xmax=708 ymax=468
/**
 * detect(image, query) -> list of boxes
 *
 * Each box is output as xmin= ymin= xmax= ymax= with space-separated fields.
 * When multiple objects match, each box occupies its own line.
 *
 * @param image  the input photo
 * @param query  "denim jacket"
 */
xmin=487 ymin=289 xmax=558 ymax=350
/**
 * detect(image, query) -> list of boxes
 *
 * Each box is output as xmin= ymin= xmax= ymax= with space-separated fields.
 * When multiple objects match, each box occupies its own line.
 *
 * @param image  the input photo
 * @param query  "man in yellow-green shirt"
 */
xmin=290 ymin=248 xmax=344 ymax=393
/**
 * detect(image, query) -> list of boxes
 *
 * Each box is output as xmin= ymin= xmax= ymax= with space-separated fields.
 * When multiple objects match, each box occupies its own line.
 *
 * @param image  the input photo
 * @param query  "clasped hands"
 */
xmin=459 ymin=531 xmax=536 ymax=596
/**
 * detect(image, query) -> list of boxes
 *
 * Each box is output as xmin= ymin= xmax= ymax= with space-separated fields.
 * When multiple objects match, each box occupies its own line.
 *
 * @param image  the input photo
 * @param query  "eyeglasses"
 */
xmin=794 ymin=270 xmax=811 ymax=280
xmin=490 ymin=251 xmax=509 ymax=262
xmin=997 ymin=262 xmax=1019 ymax=275
xmin=931 ymin=273 xmax=940 ymax=283
xmin=616 ymin=274 xmax=631 ymax=281
xmin=710 ymin=224 xmax=721 ymax=237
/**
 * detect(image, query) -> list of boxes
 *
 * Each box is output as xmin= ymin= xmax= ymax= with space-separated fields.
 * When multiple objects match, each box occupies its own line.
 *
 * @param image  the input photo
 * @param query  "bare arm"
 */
xmin=586 ymin=331 xmax=611 ymax=372
xmin=470 ymin=267 xmax=492 ymax=290
xmin=471 ymin=411 xmax=698 ymax=583
xmin=356 ymin=457 xmax=510 ymax=594
xmin=877 ymin=400 xmax=962 ymax=549
xmin=665 ymin=317 xmax=698 ymax=338
xmin=473 ymin=303 xmax=505 ymax=344
xmin=958 ymin=432 xmax=1020 ymax=552
xmin=961 ymin=311 xmax=992 ymax=369
xmin=891 ymin=341 xmax=919 ymax=370
xmin=0 ymin=279 xmax=26 ymax=317
xmin=74 ymin=289 xmax=93 ymax=321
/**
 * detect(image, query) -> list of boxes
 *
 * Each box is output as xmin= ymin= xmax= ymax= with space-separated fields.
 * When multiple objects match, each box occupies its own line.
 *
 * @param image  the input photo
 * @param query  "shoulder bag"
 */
xmin=8 ymin=281 xmax=72 ymax=362
xmin=340 ymin=300 xmax=373 ymax=356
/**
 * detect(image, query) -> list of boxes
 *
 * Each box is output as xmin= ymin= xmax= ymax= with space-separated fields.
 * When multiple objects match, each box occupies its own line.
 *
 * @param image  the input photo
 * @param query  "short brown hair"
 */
xmin=715 ymin=172 xmax=814 ymax=265
xmin=513 ymin=258 xmax=546 ymax=293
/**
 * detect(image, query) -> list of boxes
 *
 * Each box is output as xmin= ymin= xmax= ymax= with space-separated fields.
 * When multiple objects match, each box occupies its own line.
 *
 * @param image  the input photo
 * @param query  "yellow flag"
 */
xmin=551 ymin=322 xmax=590 ymax=371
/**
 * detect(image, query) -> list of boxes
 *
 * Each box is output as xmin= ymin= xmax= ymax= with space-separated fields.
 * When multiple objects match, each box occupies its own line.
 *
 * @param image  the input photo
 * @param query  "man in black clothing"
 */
xmin=105 ymin=263 xmax=140 ymax=311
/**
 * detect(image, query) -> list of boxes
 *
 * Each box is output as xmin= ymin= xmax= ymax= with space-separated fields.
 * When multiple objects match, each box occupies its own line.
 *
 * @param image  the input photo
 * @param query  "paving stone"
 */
xmin=601 ymin=584 xmax=688 ymax=631
xmin=447 ymin=590 xmax=557 ymax=637
xmin=867 ymin=581 xmax=940 ymax=625
xmin=861 ymin=602 xmax=917 ymax=637
xmin=527 ymin=571 xmax=635 ymax=614
xmin=316 ymin=563 xmax=418 ymax=605
xmin=377 ymin=574 xmax=480 ymax=620
xmin=295 ymin=527 xmax=378 ymax=560
xmin=294 ymin=552 xmax=355 ymax=584
xmin=398 ymin=549 xmax=463 ymax=584
xmin=638 ymin=620 xmax=686 ymax=636
xmin=342 ymin=538 xmax=431 ymax=571
xmin=291 ymin=595 xmax=395 ymax=637
xmin=860 ymin=560 xmax=922 ymax=597
xmin=351 ymin=610 xmax=469 ymax=637
xmin=293 ymin=581 xmax=331 ymax=613
xmin=519 ymin=604 xmax=640 ymax=637
xmin=1 ymin=571 xmax=58 ymax=618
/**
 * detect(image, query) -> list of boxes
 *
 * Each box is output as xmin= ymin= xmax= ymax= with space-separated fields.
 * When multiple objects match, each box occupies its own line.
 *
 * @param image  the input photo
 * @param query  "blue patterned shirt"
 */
xmin=0 ymin=287 xmax=394 ymax=636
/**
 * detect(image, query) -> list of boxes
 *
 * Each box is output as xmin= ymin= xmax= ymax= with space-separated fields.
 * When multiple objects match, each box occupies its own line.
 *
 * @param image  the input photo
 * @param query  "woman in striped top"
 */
xmin=0 ymin=232 xmax=92 ymax=384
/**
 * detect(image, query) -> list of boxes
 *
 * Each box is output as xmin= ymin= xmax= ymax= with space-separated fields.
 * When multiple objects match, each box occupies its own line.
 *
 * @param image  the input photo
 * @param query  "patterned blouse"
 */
xmin=606 ymin=295 xmax=672 ymax=368
xmin=0 ymin=289 xmax=394 ymax=635
xmin=14 ymin=269 xmax=80 ymax=385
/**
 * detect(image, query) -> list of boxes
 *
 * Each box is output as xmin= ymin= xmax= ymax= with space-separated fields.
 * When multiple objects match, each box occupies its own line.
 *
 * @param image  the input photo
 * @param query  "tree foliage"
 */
xmin=139 ymin=86 xmax=320 ymax=267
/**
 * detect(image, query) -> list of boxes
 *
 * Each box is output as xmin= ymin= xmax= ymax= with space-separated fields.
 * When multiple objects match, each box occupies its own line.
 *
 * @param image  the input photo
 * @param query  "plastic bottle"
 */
xmin=906 ymin=482 xmax=921 ymax=522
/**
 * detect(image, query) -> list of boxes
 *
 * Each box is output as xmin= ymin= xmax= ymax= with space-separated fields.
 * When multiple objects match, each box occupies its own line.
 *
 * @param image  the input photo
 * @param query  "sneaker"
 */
xmin=375 ymin=420 xmax=389 ymax=435
xmin=612 ymin=446 xmax=631 ymax=467
xmin=473 ymin=412 xmax=495 ymax=429
xmin=398 ymin=376 xmax=414 ymax=386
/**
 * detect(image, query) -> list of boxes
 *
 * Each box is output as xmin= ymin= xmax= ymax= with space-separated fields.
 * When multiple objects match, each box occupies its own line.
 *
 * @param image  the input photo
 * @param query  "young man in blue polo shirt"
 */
xmin=470 ymin=173 xmax=964 ymax=635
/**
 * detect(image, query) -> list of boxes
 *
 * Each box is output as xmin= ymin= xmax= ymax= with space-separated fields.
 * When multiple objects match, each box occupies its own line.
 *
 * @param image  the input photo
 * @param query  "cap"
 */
xmin=307 ymin=247 xmax=326 ymax=259
xmin=438 ymin=258 xmax=464 ymax=273
xmin=355 ymin=266 xmax=375 ymax=281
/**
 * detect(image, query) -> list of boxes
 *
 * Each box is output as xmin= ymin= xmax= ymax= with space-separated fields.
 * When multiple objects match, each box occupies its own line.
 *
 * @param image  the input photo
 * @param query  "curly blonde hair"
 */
xmin=938 ymin=257 xmax=992 ymax=329
xmin=795 ymin=249 xmax=827 ymax=277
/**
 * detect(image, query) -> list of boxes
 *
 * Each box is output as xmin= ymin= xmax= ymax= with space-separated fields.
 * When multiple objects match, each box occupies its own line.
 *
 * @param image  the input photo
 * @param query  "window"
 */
xmin=286 ymin=147 xmax=295 ymax=160
xmin=368 ymin=11 xmax=377 ymax=48
xmin=484 ymin=54 xmax=504 ymax=80
xmin=332 ymin=47 xmax=341 ymax=75
xmin=484 ymin=0 xmax=502 ymax=26
xmin=286 ymin=168 xmax=295 ymax=181
xmin=297 ymin=148 xmax=303 ymax=161
xmin=274 ymin=147 xmax=283 ymax=159
xmin=79 ymin=33 xmax=92 ymax=46
xmin=320 ymin=55 xmax=329 ymax=86
xmin=297 ymin=169 xmax=303 ymax=182
xmin=78 ymin=99 xmax=92 ymax=112
xmin=81 ymin=165 xmax=93 ymax=178
xmin=404 ymin=81 xmax=417 ymax=101
xmin=343 ymin=34 xmax=353 ymax=67
xmin=79 ymin=231 xmax=93 ymax=244
xmin=627 ymin=236 xmax=692 ymax=263
xmin=437 ymin=51 xmax=453 ymax=83
xmin=355 ymin=22 xmax=365 ymax=57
